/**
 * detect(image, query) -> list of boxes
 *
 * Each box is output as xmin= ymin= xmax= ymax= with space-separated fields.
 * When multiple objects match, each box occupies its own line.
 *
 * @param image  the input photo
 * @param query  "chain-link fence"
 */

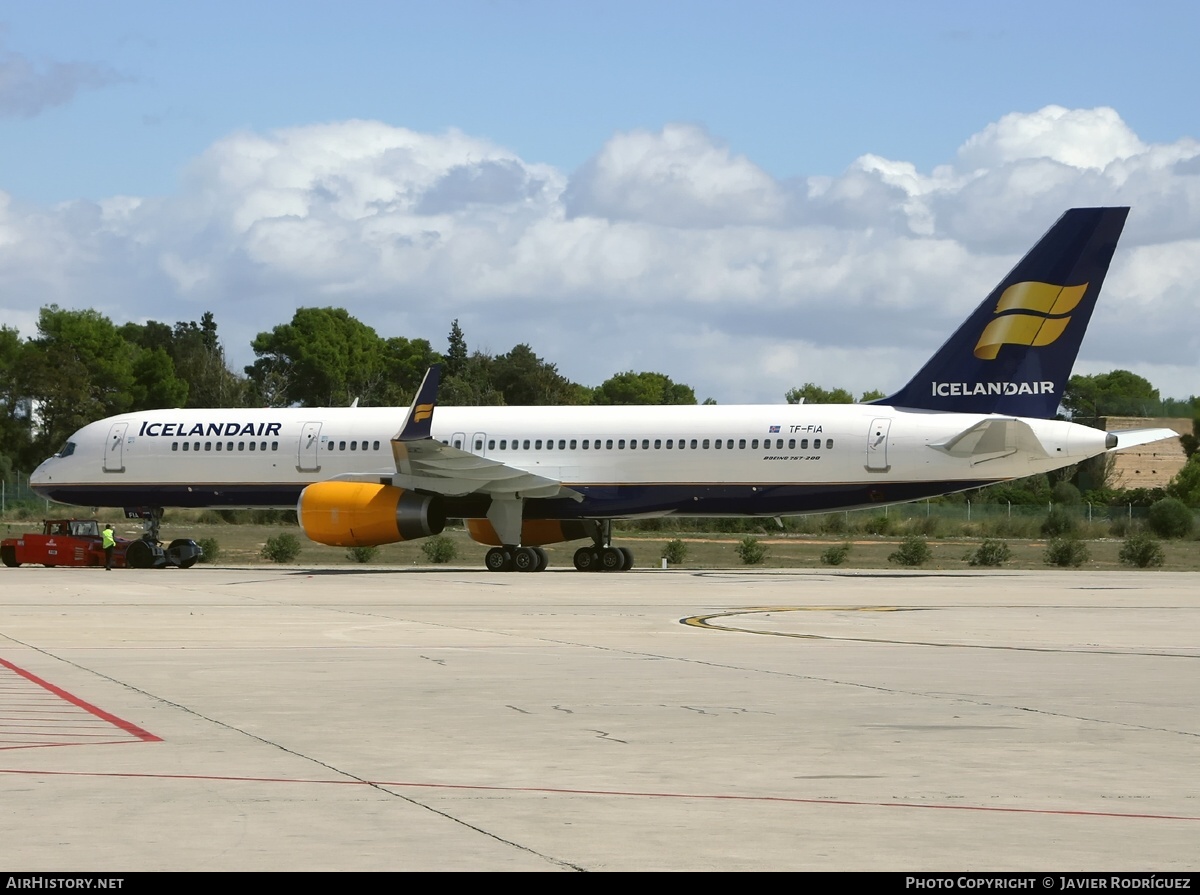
xmin=1 ymin=473 xmax=50 ymax=515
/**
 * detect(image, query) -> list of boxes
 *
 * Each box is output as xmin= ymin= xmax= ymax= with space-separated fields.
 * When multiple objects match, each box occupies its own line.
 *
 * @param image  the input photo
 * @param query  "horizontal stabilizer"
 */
xmin=929 ymin=418 xmax=1049 ymax=465
xmin=1106 ymin=428 xmax=1180 ymax=451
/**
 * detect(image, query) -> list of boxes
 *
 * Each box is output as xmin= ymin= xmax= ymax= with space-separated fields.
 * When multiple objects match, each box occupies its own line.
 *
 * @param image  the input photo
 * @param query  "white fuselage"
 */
xmin=31 ymin=403 xmax=1110 ymax=519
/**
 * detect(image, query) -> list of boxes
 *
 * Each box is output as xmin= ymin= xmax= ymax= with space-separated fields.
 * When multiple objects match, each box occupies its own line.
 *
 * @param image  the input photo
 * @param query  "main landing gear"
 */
xmin=484 ymin=545 xmax=548 ymax=573
xmin=480 ymin=520 xmax=634 ymax=573
xmin=571 ymin=544 xmax=633 ymax=572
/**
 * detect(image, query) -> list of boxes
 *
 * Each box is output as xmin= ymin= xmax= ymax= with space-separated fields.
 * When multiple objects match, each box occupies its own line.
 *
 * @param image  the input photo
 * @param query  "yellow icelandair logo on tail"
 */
xmin=414 ymin=403 xmax=434 ymax=423
xmin=973 ymin=281 xmax=1088 ymax=360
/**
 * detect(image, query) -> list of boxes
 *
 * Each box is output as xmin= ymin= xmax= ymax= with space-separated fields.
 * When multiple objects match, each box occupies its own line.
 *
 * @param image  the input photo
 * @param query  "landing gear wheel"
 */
xmin=125 ymin=538 xmax=166 ymax=569
xmin=532 ymin=546 xmax=548 ymax=572
xmin=600 ymin=546 xmax=625 ymax=572
xmin=619 ymin=547 xmax=634 ymax=570
xmin=166 ymin=538 xmax=203 ymax=569
xmin=513 ymin=546 xmax=541 ymax=572
xmin=485 ymin=547 xmax=513 ymax=572
xmin=573 ymin=547 xmax=598 ymax=572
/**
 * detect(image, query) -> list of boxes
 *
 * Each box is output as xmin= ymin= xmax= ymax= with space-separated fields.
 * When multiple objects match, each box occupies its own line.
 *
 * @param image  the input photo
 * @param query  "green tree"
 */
xmin=17 ymin=306 xmax=139 ymax=458
xmin=171 ymin=313 xmax=248 ymax=407
xmin=0 ymin=326 xmax=34 ymax=473
xmin=593 ymin=371 xmax=697 ymax=405
xmin=441 ymin=350 xmax=504 ymax=406
xmin=1167 ymin=453 xmax=1200 ymax=506
xmin=1062 ymin=370 xmax=1160 ymax=419
xmin=491 ymin=344 xmax=584 ymax=405
xmin=247 ymin=307 xmax=391 ymax=407
xmin=129 ymin=347 xmax=189 ymax=410
xmin=786 ymin=383 xmax=856 ymax=404
xmin=379 ymin=335 xmax=440 ymax=405
xmin=445 ymin=319 xmax=468 ymax=379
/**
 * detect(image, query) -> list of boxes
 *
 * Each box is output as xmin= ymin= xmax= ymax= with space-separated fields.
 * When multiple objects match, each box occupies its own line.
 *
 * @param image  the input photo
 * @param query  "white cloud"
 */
xmin=563 ymin=123 xmax=787 ymax=227
xmin=956 ymin=105 xmax=1146 ymax=171
xmin=0 ymin=107 xmax=1197 ymax=403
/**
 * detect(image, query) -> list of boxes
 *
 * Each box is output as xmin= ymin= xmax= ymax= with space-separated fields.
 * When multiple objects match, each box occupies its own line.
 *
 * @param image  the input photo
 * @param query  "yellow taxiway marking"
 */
xmin=683 ymin=606 xmax=913 ymax=638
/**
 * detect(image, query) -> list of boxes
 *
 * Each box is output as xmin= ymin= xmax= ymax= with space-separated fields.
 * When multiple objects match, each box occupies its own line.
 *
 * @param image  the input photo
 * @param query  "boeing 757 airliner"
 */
xmin=26 ymin=207 xmax=1176 ymax=572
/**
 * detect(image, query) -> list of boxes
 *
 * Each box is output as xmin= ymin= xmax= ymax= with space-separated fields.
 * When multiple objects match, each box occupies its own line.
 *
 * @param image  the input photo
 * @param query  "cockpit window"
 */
xmin=57 ymin=441 xmax=76 ymax=458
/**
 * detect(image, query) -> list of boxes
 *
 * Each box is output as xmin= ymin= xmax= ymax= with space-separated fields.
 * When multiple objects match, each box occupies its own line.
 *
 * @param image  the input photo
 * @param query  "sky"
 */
xmin=1 ymin=0 xmax=1198 ymax=405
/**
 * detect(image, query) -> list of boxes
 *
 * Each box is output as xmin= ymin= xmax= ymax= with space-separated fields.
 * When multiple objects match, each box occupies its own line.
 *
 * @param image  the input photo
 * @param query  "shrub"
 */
xmin=196 ymin=537 xmax=220 ymax=564
xmin=1051 ymin=481 xmax=1083 ymax=506
xmin=1119 ymin=533 xmax=1164 ymax=568
xmin=421 ymin=535 xmax=457 ymax=564
xmin=1044 ymin=537 xmax=1090 ymax=568
xmin=968 ymin=539 xmax=1011 ymax=567
xmin=1147 ymin=498 xmax=1194 ymax=539
xmin=820 ymin=543 xmax=851 ymax=566
xmin=1108 ymin=516 xmax=1133 ymax=538
xmin=346 ymin=545 xmax=379 ymax=563
xmin=906 ymin=515 xmax=943 ymax=538
xmin=735 ymin=536 xmax=767 ymax=565
xmin=889 ymin=535 xmax=931 ymax=567
xmin=861 ymin=515 xmax=892 ymax=535
xmin=661 ymin=539 xmax=688 ymax=565
xmin=819 ymin=513 xmax=847 ymax=534
xmin=261 ymin=533 xmax=301 ymax=563
xmin=1041 ymin=506 xmax=1079 ymax=538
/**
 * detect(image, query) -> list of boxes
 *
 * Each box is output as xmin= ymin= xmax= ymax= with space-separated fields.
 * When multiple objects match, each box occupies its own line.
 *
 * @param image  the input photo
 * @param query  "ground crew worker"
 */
xmin=102 ymin=524 xmax=115 ymax=571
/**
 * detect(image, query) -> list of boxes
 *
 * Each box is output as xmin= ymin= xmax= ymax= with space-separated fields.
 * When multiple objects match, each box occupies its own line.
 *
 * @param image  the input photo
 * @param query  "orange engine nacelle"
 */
xmin=298 ymin=482 xmax=445 ymax=547
xmin=465 ymin=518 xmax=590 ymax=547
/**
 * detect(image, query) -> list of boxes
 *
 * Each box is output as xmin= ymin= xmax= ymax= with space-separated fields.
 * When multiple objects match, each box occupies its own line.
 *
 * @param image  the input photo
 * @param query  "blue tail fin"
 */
xmin=876 ymin=207 xmax=1129 ymax=418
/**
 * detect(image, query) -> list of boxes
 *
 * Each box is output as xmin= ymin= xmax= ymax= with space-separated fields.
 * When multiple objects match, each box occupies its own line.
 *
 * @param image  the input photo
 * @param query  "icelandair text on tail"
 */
xmin=932 ymin=380 xmax=1056 ymax=397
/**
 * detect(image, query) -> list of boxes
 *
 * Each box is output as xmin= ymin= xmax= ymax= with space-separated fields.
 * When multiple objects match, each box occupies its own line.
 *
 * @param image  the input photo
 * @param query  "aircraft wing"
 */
xmin=375 ymin=365 xmax=580 ymax=500
xmin=929 ymin=418 xmax=1050 ymax=465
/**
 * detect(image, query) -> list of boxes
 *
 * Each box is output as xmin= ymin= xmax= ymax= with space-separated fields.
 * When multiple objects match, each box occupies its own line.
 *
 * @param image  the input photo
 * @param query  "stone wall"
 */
xmin=1099 ymin=417 xmax=1189 ymax=489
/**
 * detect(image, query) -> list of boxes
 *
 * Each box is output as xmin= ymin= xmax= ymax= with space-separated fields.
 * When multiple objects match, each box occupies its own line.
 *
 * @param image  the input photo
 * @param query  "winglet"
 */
xmin=396 ymin=365 xmax=442 ymax=442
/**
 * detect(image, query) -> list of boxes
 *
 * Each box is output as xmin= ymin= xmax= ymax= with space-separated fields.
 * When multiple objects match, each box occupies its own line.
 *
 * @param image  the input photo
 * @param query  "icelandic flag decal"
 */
xmin=768 ymin=425 xmax=780 ymax=433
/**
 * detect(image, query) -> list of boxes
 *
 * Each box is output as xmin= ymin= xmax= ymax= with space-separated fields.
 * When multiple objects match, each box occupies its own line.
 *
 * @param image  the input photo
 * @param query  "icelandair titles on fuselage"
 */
xmin=931 ymin=380 xmax=1055 ymax=397
xmin=136 ymin=421 xmax=284 ymax=438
